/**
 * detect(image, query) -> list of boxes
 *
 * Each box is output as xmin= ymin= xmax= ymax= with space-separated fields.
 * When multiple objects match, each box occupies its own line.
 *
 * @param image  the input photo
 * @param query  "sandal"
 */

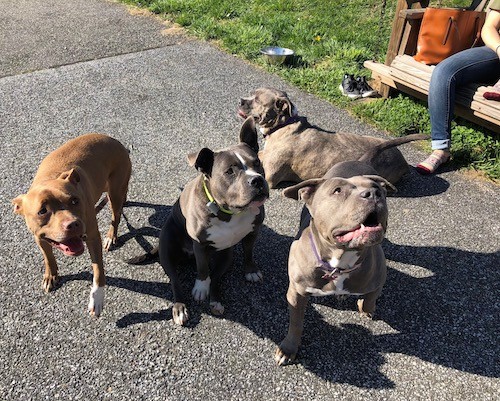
xmin=416 ymin=151 xmax=450 ymax=175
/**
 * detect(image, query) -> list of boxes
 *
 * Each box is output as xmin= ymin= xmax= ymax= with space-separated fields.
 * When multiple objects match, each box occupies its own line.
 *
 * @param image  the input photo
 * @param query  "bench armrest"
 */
xmin=399 ymin=8 xmax=426 ymax=20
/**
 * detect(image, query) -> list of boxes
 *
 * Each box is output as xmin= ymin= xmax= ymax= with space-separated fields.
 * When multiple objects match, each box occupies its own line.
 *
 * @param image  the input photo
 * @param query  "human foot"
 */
xmin=416 ymin=150 xmax=450 ymax=175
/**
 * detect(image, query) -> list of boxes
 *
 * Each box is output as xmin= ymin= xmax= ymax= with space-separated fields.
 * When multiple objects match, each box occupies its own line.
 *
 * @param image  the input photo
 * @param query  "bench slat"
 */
xmin=363 ymin=58 xmax=500 ymax=132
xmin=393 ymin=55 xmax=435 ymax=73
xmin=389 ymin=64 xmax=430 ymax=92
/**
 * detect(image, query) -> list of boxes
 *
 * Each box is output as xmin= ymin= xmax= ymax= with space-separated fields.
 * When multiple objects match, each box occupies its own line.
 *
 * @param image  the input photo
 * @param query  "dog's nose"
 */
xmin=248 ymin=175 xmax=265 ymax=189
xmin=63 ymin=219 xmax=80 ymax=231
xmin=360 ymin=188 xmax=381 ymax=200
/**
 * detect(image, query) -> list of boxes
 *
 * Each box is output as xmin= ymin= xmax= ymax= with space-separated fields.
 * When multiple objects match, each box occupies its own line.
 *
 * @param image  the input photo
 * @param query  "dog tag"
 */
xmin=206 ymin=201 xmax=220 ymax=215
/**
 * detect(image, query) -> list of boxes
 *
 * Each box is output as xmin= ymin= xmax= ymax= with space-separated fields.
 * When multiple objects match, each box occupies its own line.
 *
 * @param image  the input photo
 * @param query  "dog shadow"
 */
xmin=378 ymin=239 xmax=499 ymax=378
xmin=59 ymin=199 xmax=498 ymax=387
xmin=392 ymin=167 xmax=450 ymax=197
xmin=107 ymin=200 xmax=171 ymax=253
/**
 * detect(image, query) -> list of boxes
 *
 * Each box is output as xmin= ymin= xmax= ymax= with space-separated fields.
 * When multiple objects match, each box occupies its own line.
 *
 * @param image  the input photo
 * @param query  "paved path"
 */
xmin=1 ymin=1 xmax=498 ymax=400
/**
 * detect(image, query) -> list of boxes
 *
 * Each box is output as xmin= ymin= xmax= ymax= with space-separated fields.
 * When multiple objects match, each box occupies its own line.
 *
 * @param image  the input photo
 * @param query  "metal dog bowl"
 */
xmin=260 ymin=46 xmax=294 ymax=65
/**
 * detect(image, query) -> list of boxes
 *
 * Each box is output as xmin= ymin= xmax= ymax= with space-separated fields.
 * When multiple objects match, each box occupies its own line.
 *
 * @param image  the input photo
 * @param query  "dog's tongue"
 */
xmin=336 ymin=224 xmax=382 ymax=243
xmin=55 ymin=237 xmax=85 ymax=256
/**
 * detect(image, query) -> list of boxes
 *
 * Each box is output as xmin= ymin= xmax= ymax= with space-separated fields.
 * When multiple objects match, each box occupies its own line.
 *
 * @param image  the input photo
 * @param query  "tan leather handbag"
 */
xmin=413 ymin=7 xmax=486 ymax=65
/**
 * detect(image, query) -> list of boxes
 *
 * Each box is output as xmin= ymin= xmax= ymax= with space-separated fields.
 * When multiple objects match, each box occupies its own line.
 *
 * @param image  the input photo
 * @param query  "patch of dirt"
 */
xmin=123 ymin=3 xmax=186 ymax=35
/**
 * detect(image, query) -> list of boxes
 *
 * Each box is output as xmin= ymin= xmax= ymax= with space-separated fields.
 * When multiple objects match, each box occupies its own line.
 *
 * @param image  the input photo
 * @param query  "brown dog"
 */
xmin=13 ymin=133 xmax=131 ymax=316
xmin=238 ymin=87 xmax=415 ymax=188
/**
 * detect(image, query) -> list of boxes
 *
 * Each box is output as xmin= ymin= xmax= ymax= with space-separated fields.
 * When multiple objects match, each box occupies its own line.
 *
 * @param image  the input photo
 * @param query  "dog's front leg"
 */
xmin=85 ymin=227 xmax=105 ymax=317
xmin=209 ymin=247 xmax=234 ymax=316
xmin=192 ymin=242 xmax=211 ymax=302
xmin=241 ymin=228 xmax=263 ymax=282
xmin=275 ymin=283 xmax=309 ymax=366
xmin=35 ymin=236 xmax=59 ymax=292
xmin=357 ymin=286 xmax=383 ymax=319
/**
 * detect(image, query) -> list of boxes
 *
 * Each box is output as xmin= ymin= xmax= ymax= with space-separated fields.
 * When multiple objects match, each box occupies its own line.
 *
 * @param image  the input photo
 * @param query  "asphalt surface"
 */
xmin=1 ymin=1 xmax=499 ymax=400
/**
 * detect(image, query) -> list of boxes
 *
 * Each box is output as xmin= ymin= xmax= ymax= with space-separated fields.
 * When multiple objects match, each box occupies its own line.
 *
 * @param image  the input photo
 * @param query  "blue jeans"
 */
xmin=428 ymin=46 xmax=500 ymax=150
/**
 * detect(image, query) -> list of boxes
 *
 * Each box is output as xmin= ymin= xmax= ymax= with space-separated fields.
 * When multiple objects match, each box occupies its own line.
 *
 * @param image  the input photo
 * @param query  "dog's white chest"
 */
xmin=206 ymin=211 xmax=256 ymax=250
xmin=306 ymin=251 xmax=362 ymax=296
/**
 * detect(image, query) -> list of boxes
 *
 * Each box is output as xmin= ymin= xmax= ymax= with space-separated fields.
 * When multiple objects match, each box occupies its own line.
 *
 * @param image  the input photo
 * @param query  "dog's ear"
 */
xmin=239 ymin=116 xmax=259 ymax=152
xmin=362 ymin=175 xmax=397 ymax=193
xmin=275 ymin=97 xmax=293 ymax=118
xmin=12 ymin=195 xmax=25 ymax=215
xmin=59 ymin=168 xmax=80 ymax=186
xmin=188 ymin=148 xmax=215 ymax=176
xmin=283 ymin=178 xmax=326 ymax=202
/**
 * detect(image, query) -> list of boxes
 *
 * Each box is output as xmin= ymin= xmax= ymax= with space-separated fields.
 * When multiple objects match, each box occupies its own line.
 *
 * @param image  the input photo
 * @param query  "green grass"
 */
xmin=119 ymin=0 xmax=499 ymax=181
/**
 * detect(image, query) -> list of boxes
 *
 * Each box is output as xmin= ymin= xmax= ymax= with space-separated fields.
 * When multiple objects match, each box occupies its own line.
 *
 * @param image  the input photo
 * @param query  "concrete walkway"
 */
xmin=1 ymin=1 xmax=498 ymax=400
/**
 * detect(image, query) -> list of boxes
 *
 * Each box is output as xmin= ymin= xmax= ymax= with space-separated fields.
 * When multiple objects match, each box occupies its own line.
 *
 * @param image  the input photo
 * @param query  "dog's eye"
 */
xmin=225 ymin=167 xmax=235 ymax=176
xmin=70 ymin=197 xmax=79 ymax=206
xmin=38 ymin=206 xmax=48 ymax=216
xmin=333 ymin=187 xmax=342 ymax=195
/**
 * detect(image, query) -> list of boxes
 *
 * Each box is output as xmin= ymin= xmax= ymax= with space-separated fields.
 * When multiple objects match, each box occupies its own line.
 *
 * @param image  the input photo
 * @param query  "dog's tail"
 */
xmin=358 ymin=133 xmax=429 ymax=164
xmin=127 ymin=246 xmax=159 ymax=265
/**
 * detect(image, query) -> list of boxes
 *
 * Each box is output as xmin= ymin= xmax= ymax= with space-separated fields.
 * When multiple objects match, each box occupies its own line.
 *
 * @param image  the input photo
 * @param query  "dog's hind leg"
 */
xmin=103 ymin=165 xmax=131 ymax=251
xmin=159 ymin=221 xmax=190 ymax=326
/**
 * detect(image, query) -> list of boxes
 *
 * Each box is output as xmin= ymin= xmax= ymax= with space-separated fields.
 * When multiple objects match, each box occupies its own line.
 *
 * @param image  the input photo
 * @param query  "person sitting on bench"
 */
xmin=416 ymin=0 xmax=500 ymax=174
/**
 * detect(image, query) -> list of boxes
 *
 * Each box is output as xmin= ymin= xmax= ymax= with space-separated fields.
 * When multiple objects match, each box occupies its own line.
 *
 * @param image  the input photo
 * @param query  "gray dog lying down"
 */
xmin=238 ymin=87 xmax=427 ymax=188
xmin=274 ymin=134 xmax=427 ymax=366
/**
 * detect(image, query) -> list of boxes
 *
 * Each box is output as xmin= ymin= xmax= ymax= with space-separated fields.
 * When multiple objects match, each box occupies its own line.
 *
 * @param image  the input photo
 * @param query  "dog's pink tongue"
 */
xmin=56 ymin=238 xmax=85 ymax=256
xmin=336 ymin=224 xmax=382 ymax=243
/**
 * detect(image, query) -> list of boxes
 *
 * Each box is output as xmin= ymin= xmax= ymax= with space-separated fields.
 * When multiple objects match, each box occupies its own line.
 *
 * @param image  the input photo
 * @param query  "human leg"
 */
xmin=417 ymin=46 xmax=500 ymax=174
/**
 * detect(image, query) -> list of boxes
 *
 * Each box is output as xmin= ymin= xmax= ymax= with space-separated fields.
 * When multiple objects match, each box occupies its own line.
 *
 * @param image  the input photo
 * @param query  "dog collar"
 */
xmin=264 ymin=115 xmax=301 ymax=138
xmin=202 ymin=178 xmax=235 ymax=215
xmin=308 ymin=231 xmax=359 ymax=281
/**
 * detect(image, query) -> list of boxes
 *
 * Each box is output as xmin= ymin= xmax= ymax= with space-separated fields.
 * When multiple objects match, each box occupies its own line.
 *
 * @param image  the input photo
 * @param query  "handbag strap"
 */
xmin=471 ymin=13 xmax=485 ymax=47
xmin=467 ymin=0 xmax=488 ymax=11
xmin=443 ymin=17 xmax=454 ymax=45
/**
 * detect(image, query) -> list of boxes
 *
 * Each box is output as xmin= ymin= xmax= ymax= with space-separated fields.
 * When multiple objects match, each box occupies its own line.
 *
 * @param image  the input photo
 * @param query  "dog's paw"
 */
xmin=245 ymin=271 xmax=263 ymax=282
xmin=357 ymin=299 xmax=375 ymax=319
xmin=88 ymin=284 xmax=104 ymax=317
xmin=209 ymin=301 xmax=225 ymax=316
xmin=274 ymin=346 xmax=297 ymax=366
xmin=359 ymin=311 xmax=374 ymax=319
xmin=192 ymin=277 xmax=211 ymax=301
xmin=103 ymin=236 xmax=115 ymax=252
xmin=41 ymin=274 xmax=58 ymax=292
xmin=172 ymin=303 xmax=189 ymax=325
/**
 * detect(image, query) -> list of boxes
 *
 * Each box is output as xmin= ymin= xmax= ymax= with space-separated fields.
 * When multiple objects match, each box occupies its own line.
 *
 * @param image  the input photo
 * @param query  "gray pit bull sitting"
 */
xmin=238 ymin=87 xmax=418 ymax=188
xmin=273 ymin=138 xmax=409 ymax=366
xmin=158 ymin=117 xmax=269 ymax=325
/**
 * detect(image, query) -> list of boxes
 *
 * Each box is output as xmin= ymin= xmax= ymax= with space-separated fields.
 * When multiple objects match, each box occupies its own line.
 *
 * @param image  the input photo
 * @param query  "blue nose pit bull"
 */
xmin=238 ymin=87 xmax=423 ymax=188
xmin=158 ymin=117 xmax=269 ymax=325
xmin=275 ymin=169 xmax=393 ymax=365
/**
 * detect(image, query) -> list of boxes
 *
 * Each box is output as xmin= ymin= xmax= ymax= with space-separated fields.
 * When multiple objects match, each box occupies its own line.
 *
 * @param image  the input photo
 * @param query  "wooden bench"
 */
xmin=363 ymin=0 xmax=500 ymax=133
